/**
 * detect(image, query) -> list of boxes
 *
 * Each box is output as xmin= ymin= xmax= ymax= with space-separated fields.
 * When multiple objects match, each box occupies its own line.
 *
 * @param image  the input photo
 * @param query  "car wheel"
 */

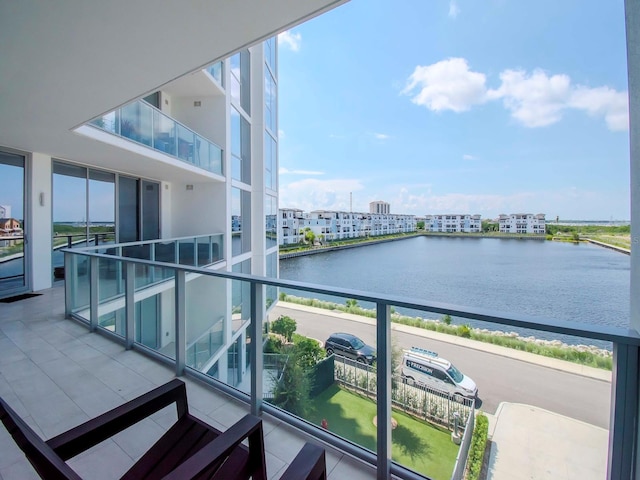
xmin=356 ymin=357 xmax=365 ymax=364
xmin=326 ymin=348 xmax=334 ymax=356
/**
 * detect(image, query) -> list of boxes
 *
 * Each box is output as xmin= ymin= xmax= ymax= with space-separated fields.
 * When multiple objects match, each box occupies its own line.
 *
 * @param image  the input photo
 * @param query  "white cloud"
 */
xmin=403 ymin=59 xmax=628 ymax=131
xmin=448 ymin=0 xmax=460 ymax=18
xmin=278 ymin=129 xmax=285 ymax=139
xmin=569 ymin=86 xmax=629 ymax=131
xmin=373 ymin=132 xmax=390 ymax=140
xmin=280 ymin=178 xmax=365 ymax=212
xmin=278 ymin=30 xmax=302 ymax=52
xmin=463 ymin=154 xmax=476 ymax=160
xmin=487 ymin=69 xmax=572 ymax=127
xmin=402 ymin=58 xmax=487 ymax=112
xmin=279 ymin=167 xmax=324 ymax=176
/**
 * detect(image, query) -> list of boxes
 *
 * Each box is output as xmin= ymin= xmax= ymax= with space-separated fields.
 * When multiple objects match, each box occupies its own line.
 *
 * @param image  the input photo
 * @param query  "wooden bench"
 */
xmin=0 ymin=378 xmax=326 ymax=479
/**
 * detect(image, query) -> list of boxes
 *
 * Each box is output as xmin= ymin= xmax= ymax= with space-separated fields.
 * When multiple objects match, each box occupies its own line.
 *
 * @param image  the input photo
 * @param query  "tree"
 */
xmin=293 ymin=336 xmax=326 ymax=370
xmin=304 ymin=227 xmax=316 ymax=245
xmin=416 ymin=221 xmax=425 ymax=230
xmin=272 ymin=352 xmax=312 ymax=417
xmin=271 ymin=315 xmax=297 ymax=342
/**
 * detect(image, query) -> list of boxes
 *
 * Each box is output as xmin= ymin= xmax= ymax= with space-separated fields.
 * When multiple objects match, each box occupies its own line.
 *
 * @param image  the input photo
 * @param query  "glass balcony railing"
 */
xmin=206 ymin=61 xmax=224 ymax=87
xmin=62 ymin=243 xmax=640 ymax=480
xmin=89 ymin=100 xmax=223 ymax=176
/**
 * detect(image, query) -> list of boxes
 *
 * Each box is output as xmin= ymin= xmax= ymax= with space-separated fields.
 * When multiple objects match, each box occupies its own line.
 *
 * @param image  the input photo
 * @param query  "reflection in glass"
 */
xmin=0 ymin=151 xmax=25 ymax=295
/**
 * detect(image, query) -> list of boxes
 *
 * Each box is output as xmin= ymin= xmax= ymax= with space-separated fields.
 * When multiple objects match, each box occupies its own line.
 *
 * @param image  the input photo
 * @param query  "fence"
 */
xmin=450 ymin=406 xmax=476 ymax=480
xmin=333 ymin=355 xmax=473 ymax=431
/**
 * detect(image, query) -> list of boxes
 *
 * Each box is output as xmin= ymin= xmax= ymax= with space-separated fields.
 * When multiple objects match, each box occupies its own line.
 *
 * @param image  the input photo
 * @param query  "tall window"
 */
xmin=265 ymin=194 xmax=277 ymax=249
xmin=231 ymin=187 xmax=251 ymax=256
xmin=231 ymin=108 xmax=251 ymax=184
xmin=230 ymin=50 xmax=251 ymax=115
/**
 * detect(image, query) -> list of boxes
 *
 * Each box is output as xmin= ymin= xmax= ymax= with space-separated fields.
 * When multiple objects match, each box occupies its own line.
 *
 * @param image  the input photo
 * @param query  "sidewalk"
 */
xmin=486 ymin=403 xmax=608 ymax=479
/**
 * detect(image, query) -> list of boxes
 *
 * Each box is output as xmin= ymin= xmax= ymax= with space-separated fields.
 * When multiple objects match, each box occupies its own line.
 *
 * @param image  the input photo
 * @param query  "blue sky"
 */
xmin=277 ymin=0 xmax=630 ymax=220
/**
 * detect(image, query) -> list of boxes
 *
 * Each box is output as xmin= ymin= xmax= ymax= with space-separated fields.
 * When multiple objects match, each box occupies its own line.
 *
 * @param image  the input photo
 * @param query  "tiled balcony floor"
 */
xmin=0 ymin=287 xmax=376 ymax=480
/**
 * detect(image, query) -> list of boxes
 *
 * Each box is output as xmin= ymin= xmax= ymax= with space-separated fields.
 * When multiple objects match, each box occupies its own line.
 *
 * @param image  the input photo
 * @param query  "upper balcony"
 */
xmin=89 ymin=99 xmax=224 ymax=176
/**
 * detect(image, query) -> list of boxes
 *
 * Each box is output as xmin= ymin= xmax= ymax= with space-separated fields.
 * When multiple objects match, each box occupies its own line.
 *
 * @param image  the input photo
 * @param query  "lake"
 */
xmin=279 ymin=236 xmax=630 ymax=347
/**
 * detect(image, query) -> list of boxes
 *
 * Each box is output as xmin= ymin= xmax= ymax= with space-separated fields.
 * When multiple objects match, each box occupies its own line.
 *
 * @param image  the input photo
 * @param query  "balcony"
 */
xmin=89 ymin=100 xmax=224 ymax=176
xmin=3 ymin=242 xmax=639 ymax=479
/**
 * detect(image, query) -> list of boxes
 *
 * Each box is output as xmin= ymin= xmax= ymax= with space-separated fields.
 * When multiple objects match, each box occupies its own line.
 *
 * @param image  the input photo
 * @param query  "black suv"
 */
xmin=324 ymin=332 xmax=376 ymax=364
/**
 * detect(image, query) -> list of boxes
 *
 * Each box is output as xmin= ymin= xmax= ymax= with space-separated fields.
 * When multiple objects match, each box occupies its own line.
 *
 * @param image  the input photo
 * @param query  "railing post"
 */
xmin=376 ymin=302 xmax=391 ymax=480
xmin=250 ymin=282 xmax=264 ymax=416
xmin=175 ymin=270 xmax=186 ymax=376
xmin=608 ymin=342 xmax=639 ymax=480
xmin=125 ymin=262 xmax=135 ymax=349
xmin=64 ymin=251 xmax=73 ymax=317
xmin=89 ymin=256 xmax=98 ymax=332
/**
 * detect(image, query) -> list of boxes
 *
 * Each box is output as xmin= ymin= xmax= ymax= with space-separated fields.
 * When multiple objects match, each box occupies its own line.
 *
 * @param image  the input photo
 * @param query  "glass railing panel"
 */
xmin=154 ymin=241 xmax=177 ymax=264
xmin=66 ymin=253 xmax=90 ymax=319
xmin=135 ymin=266 xmax=176 ymax=358
xmin=185 ymin=274 xmax=228 ymax=373
xmin=194 ymin=135 xmax=209 ymax=170
xmin=120 ymin=102 xmax=152 ymax=147
xmin=206 ymin=62 xmax=223 ymax=86
xmin=176 ymin=124 xmax=195 ymax=163
xmin=97 ymin=255 xmax=123 ymax=302
xmin=177 ymin=238 xmax=196 ymax=266
xmin=211 ymin=234 xmax=223 ymax=263
xmin=209 ymin=142 xmax=223 ymax=175
xmin=196 ymin=236 xmax=212 ymax=267
xmin=90 ymin=111 xmax=119 ymax=134
xmin=231 ymin=277 xmax=250 ymax=337
xmin=153 ymin=109 xmax=177 ymax=156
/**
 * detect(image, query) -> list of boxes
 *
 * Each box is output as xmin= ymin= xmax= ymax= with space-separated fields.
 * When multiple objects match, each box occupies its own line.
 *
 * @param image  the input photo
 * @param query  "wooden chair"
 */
xmin=0 ymin=378 xmax=326 ymax=479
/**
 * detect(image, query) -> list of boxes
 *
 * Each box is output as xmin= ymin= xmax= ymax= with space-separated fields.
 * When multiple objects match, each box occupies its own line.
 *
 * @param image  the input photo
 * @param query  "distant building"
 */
xmin=369 ymin=201 xmax=390 ymax=215
xmin=0 ymin=218 xmax=22 ymax=235
xmin=278 ymin=208 xmax=416 ymax=244
xmin=498 ymin=213 xmax=546 ymax=234
xmin=0 ymin=205 xmax=11 ymax=219
xmin=425 ymin=214 xmax=481 ymax=233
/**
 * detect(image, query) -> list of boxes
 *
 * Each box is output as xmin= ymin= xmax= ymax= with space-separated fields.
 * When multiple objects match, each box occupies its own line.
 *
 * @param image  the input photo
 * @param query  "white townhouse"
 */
xmin=498 ymin=213 xmax=546 ymax=234
xmin=279 ymin=208 xmax=307 ymax=245
xmin=425 ymin=214 xmax=482 ymax=233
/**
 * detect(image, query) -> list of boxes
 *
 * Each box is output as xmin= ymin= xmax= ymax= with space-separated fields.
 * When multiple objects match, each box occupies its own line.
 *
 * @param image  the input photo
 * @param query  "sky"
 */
xmin=276 ymin=0 xmax=630 ymax=221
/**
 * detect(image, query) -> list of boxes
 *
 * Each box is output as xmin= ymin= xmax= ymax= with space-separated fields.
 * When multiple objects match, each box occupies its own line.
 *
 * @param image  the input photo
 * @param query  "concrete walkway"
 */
xmin=486 ymin=403 xmax=608 ymax=480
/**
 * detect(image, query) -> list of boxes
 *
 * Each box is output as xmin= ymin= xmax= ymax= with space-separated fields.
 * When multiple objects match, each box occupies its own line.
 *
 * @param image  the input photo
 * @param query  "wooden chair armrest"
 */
xmin=47 ymin=379 xmax=188 ymax=460
xmin=161 ymin=414 xmax=267 ymax=480
xmin=279 ymin=443 xmax=327 ymax=480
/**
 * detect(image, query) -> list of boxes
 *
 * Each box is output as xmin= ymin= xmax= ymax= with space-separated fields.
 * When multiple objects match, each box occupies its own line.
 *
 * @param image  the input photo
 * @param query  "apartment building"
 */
xmin=498 ymin=213 xmax=546 ymax=234
xmin=2 ymin=3 xmax=640 ymax=479
xmin=369 ymin=200 xmax=390 ymax=214
xmin=278 ymin=208 xmax=416 ymax=242
xmin=425 ymin=214 xmax=482 ymax=233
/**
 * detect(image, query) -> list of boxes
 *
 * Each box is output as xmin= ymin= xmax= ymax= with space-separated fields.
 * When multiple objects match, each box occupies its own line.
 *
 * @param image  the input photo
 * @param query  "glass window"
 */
xmin=266 ymin=252 xmax=277 ymax=309
xmin=230 ymin=50 xmax=250 ymax=115
xmin=265 ymin=69 xmax=276 ymax=133
xmin=232 ymin=188 xmax=251 ymax=256
xmin=265 ymin=195 xmax=277 ymax=249
xmin=264 ymin=131 xmax=276 ymax=191
xmin=265 ymin=37 xmax=276 ymax=72
xmin=231 ymin=108 xmax=251 ymax=184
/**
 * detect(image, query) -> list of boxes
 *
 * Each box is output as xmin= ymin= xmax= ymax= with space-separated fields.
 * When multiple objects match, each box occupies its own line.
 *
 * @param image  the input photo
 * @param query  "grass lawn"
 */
xmin=308 ymin=385 xmax=458 ymax=480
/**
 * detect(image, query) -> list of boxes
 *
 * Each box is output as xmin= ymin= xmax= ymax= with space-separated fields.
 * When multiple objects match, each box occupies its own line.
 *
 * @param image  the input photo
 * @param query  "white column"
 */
xmin=30 ymin=153 xmax=52 ymax=291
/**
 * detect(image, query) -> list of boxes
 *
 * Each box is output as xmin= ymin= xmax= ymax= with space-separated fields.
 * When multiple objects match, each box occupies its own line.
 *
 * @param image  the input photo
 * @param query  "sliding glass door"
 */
xmin=0 ymin=151 xmax=26 ymax=298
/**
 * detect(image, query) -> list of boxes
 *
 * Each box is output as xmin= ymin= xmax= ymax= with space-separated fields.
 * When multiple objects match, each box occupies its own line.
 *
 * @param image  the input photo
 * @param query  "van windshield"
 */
xmin=447 ymin=364 xmax=464 ymax=383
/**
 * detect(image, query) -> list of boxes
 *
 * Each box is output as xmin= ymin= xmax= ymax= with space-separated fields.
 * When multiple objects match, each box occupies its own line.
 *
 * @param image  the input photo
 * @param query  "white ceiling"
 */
xmin=0 ymin=0 xmax=348 ymax=181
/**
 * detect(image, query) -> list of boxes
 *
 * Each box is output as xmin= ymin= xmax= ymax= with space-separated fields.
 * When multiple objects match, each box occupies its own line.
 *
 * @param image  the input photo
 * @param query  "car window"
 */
xmin=350 ymin=337 xmax=365 ymax=349
xmin=447 ymin=364 xmax=464 ymax=383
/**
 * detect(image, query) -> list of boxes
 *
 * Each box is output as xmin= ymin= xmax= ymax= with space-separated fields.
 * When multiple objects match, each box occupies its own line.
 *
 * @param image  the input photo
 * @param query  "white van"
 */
xmin=400 ymin=347 xmax=478 ymax=399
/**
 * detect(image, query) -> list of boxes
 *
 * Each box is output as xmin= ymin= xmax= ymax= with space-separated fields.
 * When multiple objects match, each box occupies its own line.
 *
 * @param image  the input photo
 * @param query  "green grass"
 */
xmin=308 ymin=385 xmax=458 ymax=480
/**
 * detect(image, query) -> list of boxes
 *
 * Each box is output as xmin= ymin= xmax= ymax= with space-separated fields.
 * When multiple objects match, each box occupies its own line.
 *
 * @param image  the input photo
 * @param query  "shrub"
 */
xmin=467 ymin=412 xmax=489 ymax=480
xmin=271 ymin=315 xmax=297 ymax=342
xmin=456 ymin=324 xmax=472 ymax=338
xmin=442 ymin=314 xmax=452 ymax=325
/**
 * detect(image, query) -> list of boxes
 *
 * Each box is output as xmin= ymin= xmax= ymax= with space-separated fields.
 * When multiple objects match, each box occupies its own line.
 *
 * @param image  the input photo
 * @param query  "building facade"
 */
xmin=425 ymin=214 xmax=482 ymax=233
xmin=370 ymin=200 xmax=390 ymax=214
xmin=498 ymin=214 xmax=546 ymax=234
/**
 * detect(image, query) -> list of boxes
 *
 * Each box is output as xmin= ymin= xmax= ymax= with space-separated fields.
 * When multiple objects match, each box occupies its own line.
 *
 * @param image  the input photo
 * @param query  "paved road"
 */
xmin=271 ymin=305 xmax=612 ymax=429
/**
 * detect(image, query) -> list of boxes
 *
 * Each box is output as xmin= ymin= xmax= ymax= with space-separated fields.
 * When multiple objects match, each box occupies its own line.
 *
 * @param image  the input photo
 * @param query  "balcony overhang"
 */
xmin=0 ymin=0 xmax=348 ymax=167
